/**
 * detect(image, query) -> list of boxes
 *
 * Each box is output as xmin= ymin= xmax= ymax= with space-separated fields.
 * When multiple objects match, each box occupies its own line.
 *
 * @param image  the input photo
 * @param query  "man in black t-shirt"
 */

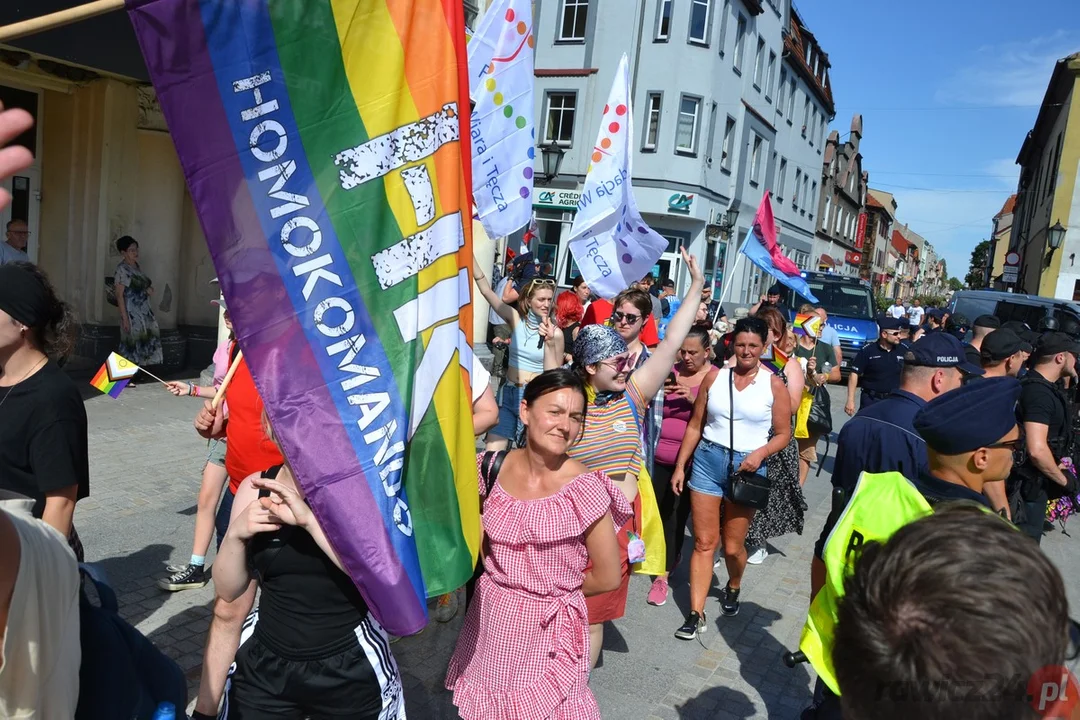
xmin=1012 ymin=331 xmax=1080 ymax=543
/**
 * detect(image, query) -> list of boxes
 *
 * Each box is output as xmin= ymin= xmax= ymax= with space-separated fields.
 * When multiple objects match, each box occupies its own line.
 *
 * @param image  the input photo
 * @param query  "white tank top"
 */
xmin=702 ymin=367 xmax=774 ymax=453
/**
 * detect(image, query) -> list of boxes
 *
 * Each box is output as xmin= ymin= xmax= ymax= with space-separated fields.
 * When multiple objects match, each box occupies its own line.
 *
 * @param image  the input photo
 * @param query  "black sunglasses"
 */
xmin=611 ymin=310 xmax=642 ymax=325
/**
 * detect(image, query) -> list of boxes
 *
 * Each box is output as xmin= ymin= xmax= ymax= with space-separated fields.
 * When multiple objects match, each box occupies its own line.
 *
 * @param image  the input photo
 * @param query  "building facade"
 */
xmin=1013 ymin=53 xmax=1080 ymax=299
xmin=861 ymin=187 xmax=895 ymax=289
xmin=813 ymin=114 xmax=865 ymax=277
xmin=529 ymin=0 xmax=834 ymax=304
xmin=987 ymin=194 xmax=1016 ymax=289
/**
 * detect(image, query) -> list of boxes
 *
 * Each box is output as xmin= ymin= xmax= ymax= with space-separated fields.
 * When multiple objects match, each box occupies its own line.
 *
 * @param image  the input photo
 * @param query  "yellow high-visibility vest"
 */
xmin=798 ymin=471 xmax=933 ymax=695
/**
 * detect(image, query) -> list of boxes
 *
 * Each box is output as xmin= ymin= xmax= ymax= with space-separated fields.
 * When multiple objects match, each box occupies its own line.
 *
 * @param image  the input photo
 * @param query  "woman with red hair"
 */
xmin=555 ymin=290 xmax=585 ymax=363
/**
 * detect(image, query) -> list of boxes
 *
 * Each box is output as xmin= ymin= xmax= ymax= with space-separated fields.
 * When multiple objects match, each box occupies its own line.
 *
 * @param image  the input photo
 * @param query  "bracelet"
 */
xmin=187 ymin=382 xmax=194 ymax=396
xmin=194 ymin=385 xmax=201 ymax=398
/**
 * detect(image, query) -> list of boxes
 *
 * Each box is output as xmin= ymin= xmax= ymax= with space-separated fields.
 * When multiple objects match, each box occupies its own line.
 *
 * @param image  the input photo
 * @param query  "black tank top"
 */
xmin=248 ymin=466 xmax=368 ymax=657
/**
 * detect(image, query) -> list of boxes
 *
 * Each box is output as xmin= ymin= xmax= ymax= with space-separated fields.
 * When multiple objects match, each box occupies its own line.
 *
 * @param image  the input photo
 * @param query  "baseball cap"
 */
xmin=1033 ymin=331 xmax=1080 ymax=359
xmin=1001 ymin=320 xmax=1039 ymax=346
xmin=980 ymin=329 xmax=1027 ymax=362
xmin=973 ymin=314 xmax=1000 ymax=330
xmin=904 ymin=332 xmax=984 ymax=375
xmin=767 ymin=283 xmax=783 ymax=295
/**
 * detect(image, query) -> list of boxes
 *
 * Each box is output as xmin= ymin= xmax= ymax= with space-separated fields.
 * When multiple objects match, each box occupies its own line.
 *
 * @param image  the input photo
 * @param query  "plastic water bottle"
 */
xmin=152 ymin=702 xmax=176 ymax=720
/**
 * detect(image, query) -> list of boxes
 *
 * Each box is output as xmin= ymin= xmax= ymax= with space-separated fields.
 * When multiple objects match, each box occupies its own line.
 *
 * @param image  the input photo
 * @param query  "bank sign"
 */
xmin=535 ymin=189 xmax=582 ymax=210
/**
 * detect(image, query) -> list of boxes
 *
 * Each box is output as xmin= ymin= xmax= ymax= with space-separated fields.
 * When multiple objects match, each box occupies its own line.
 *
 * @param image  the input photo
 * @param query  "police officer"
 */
xmin=944 ymin=312 xmax=970 ymax=342
xmin=844 ymin=317 xmax=905 ymax=415
xmin=1038 ymin=315 xmax=1061 ymax=334
xmin=923 ymin=308 xmax=944 ymax=334
xmin=964 ymin=313 xmax=1000 ymax=366
xmin=979 ymin=329 xmax=1030 ymax=378
xmin=799 ymin=376 xmax=1022 ymax=719
xmin=812 ymin=332 xmax=982 ymax=598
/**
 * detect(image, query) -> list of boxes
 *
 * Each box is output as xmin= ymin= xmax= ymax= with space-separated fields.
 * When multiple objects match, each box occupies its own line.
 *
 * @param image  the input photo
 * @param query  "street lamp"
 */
xmin=536 ymin=141 xmax=565 ymax=185
xmin=721 ymin=207 xmax=740 ymax=235
xmin=1049 ymin=221 xmax=1066 ymax=252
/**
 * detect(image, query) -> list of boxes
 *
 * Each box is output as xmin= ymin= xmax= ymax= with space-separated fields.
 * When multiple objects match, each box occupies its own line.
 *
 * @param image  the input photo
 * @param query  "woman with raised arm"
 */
xmin=670 ymin=317 xmax=792 ymax=640
xmin=544 ymin=247 xmax=705 ymax=668
xmin=474 ymin=259 xmax=557 ymax=450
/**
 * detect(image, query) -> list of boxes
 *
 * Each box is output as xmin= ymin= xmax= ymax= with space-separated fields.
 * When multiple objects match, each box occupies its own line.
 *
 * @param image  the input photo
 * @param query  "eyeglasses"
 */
xmin=611 ymin=311 xmax=642 ymax=325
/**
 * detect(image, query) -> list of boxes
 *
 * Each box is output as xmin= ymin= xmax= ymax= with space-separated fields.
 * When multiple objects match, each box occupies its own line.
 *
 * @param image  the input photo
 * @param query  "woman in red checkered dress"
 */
xmin=445 ymin=369 xmax=631 ymax=720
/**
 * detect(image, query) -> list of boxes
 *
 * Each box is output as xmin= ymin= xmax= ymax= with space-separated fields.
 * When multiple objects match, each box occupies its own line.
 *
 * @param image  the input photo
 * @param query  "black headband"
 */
xmin=0 ymin=263 xmax=49 ymax=328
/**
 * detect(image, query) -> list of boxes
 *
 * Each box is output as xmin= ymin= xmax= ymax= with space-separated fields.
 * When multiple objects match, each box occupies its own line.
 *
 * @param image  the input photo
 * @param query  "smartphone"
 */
xmin=665 ymin=372 xmax=677 ymax=386
xmin=258 ymin=488 xmax=271 ymax=499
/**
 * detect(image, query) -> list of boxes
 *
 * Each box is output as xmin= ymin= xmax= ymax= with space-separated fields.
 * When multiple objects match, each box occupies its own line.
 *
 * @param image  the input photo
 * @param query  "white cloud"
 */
xmin=936 ymin=32 xmax=1080 ymax=107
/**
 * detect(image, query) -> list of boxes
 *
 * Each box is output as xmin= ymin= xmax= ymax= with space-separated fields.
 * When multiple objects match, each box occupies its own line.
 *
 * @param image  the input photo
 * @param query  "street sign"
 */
xmin=1003 ymin=251 xmax=1020 ymax=284
xmin=1005 ymin=251 xmax=1021 ymax=266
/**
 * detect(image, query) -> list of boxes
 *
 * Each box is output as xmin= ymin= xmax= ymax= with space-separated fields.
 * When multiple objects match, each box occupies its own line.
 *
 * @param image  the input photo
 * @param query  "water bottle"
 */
xmin=152 ymin=702 xmax=176 ymax=720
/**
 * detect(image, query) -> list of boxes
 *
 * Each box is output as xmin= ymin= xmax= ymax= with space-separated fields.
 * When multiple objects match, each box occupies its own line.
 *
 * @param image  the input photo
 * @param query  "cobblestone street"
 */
xmin=76 ymin=375 xmax=1080 ymax=719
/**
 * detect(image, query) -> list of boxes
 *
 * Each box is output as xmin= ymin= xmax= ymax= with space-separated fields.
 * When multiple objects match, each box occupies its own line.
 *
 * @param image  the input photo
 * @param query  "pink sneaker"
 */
xmin=647 ymin=576 xmax=669 ymax=606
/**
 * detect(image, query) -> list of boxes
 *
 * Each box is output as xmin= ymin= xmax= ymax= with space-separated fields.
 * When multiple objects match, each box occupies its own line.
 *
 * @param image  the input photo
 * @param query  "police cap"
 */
xmin=904 ymin=332 xmax=984 ymax=375
xmin=973 ymin=314 xmax=1000 ymax=330
xmin=878 ymin=316 xmax=906 ymax=331
xmin=913 ymin=377 xmax=1022 ymax=454
xmin=1033 ymin=331 xmax=1080 ymax=360
xmin=980 ymin=329 xmax=1027 ymax=362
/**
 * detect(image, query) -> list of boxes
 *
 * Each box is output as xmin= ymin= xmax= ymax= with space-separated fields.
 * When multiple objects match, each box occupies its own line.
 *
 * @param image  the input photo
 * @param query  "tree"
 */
xmin=947 ymin=277 xmax=963 ymax=292
xmin=965 ymin=240 xmax=991 ymax=289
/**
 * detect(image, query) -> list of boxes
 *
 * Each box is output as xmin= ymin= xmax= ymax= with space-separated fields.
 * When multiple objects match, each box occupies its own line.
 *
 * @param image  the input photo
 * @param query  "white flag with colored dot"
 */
xmin=467 ymin=0 xmax=536 ymax=239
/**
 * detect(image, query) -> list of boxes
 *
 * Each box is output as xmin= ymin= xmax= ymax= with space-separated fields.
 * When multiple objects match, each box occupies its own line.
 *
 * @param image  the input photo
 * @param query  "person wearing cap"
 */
xmin=811 ymin=332 xmax=982 ymax=599
xmin=944 ymin=312 xmax=970 ymax=344
xmin=844 ymin=317 xmax=905 ymax=415
xmin=965 ymin=314 xmax=1000 ymax=366
xmin=749 ymin=283 xmax=787 ymax=316
xmin=979 ymin=329 xmax=1029 ymax=379
xmin=1009 ymin=331 xmax=1080 ymax=543
xmin=799 ymin=377 xmax=1023 ymax=716
xmin=1038 ymin=315 xmax=1061 ymax=334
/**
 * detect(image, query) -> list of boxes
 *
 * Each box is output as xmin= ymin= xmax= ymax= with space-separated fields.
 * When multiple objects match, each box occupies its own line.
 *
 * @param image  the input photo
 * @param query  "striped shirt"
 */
xmin=569 ymin=378 xmax=647 ymax=478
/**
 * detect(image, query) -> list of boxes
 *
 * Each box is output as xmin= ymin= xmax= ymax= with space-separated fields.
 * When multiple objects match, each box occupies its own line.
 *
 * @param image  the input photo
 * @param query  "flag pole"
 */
xmin=0 ymin=0 xmax=125 ymax=42
xmin=714 ymin=243 xmax=744 ymax=324
xmin=211 ymin=350 xmax=244 ymax=410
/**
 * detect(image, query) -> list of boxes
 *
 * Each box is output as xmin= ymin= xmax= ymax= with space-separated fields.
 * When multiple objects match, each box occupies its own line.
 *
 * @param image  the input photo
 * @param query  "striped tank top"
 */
xmin=568 ymin=378 xmax=647 ymax=478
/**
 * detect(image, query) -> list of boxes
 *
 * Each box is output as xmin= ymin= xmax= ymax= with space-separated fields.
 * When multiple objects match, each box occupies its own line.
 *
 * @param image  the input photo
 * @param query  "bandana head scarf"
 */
xmin=572 ymin=325 xmax=629 ymax=406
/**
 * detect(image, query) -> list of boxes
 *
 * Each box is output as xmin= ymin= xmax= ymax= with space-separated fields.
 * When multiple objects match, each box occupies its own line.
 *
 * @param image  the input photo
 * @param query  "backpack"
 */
xmin=75 ymin=565 xmax=188 ymax=720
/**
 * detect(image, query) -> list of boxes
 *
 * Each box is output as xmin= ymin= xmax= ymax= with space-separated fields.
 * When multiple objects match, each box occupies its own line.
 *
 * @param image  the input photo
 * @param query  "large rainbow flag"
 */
xmin=127 ymin=0 xmax=478 ymax=635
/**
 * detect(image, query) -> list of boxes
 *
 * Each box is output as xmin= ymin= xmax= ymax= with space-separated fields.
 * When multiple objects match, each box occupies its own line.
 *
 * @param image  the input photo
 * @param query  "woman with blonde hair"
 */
xmin=793 ymin=303 xmax=840 ymax=486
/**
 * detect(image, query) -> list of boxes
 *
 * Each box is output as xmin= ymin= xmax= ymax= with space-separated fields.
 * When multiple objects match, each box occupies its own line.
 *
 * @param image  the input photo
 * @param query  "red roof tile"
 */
xmin=995 ymin=194 xmax=1018 ymax=218
xmin=866 ymin=194 xmax=884 ymax=209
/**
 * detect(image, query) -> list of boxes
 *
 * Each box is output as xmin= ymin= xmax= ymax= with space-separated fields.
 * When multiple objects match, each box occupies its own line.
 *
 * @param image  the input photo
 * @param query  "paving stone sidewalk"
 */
xmin=77 ymin=379 xmax=1080 ymax=719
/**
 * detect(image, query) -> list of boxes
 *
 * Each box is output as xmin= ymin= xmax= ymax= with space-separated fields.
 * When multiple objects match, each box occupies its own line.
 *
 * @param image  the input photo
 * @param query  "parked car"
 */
xmin=948 ymin=290 xmax=1080 ymax=337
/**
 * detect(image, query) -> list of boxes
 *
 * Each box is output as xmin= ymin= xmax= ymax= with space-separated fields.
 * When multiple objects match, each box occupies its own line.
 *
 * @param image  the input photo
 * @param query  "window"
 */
xmin=777 ymin=69 xmax=787 ymax=113
xmin=558 ymin=0 xmax=589 ymax=42
xmin=823 ymin=194 xmax=831 ymax=229
xmin=732 ymin=15 xmax=746 ymax=72
xmin=787 ymin=78 xmax=796 ymax=117
xmin=809 ymin=110 xmax=816 ymax=145
xmin=642 ymin=92 xmax=662 ymax=150
xmin=765 ymin=51 xmax=777 ymax=99
xmin=705 ymin=101 xmax=718 ymax=165
xmin=794 ymin=168 xmax=802 ymax=208
xmin=801 ymin=174 xmax=809 ymax=214
xmin=776 ymin=157 xmax=787 ymax=198
xmin=749 ymin=133 xmax=763 ymax=185
xmin=809 ymin=181 xmax=817 ymax=219
xmin=753 ymin=37 xmax=765 ymax=87
xmin=721 ymin=115 xmax=736 ymax=170
xmin=543 ymin=92 xmax=577 ymax=146
xmin=717 ymin=0 xmax=730 ymax=55
xmin=689 ymin=0 xmax=711 ymax=44
xmin=675 ymin=95 xmax=702 ymax=154
xmin=802 ymin=97 xmax=810 ymax=135
xmin=655 ymin=0 xmax=673 ymax=41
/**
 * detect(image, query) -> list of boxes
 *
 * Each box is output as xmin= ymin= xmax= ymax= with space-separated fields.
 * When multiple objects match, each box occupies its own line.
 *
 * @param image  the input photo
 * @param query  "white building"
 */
xmin=522 ymin=0 xmax=834 ymax=304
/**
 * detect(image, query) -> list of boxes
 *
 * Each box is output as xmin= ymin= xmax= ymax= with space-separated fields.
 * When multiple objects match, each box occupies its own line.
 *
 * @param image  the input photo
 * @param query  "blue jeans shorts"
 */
xmin=688 ymin=438 xmax=768 ymax=498
xmin=492 ymin=381 xmax=525 ymax=441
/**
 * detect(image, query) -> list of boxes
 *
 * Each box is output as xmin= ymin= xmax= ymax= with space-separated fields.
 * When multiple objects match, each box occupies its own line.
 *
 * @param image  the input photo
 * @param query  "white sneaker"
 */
xmin=746 ymin=547 xmax=768 ymax=565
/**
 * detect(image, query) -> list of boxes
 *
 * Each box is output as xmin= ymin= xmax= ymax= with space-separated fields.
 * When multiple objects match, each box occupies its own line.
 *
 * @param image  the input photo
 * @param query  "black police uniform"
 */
xmin=849 ymin=341 xmax=904 ymax=408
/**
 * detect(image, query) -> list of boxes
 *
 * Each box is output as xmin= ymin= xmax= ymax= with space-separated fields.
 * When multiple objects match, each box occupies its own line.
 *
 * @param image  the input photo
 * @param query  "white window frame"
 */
xmin=776 ymin=157 xmax=787 ymax=199
xmin=823 ymin=193 xmax=831 ymax=230
xmin=753 ymin=36 xmax=766 ymax=88
xmin=675 ymin=94 xmax=702 ymax=156
xmin=732 ymin=14 xmax=747 ymax=72
xmin=643 ymin=91 xmax=663 ymax=150
xmin=543 ymin=91 xmax=578 ymax=147
xmin=688 ymin=0 xmax=712 ymax=45
xmin=557 ymin=0 xmax=589 ymax=43
xmin=749 ymin=133 xmax=764 ymax=185
xmin=721 ymin=115 xmax=736 ymax=171
xmin=655 ymin=0 xmax=673 ymax=41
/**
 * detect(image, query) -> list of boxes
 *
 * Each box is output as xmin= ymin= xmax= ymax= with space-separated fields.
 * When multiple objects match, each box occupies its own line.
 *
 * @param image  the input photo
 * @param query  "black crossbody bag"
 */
xmin=726 ymin=369 xmax=772 ymax=509
xmin=465 ymin=450 xmax=508 ymax=608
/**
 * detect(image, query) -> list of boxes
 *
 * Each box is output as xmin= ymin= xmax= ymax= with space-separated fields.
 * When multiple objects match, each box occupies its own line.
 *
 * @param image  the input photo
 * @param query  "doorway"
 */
xmin=0 ymin=84 xmax=41 ymax=263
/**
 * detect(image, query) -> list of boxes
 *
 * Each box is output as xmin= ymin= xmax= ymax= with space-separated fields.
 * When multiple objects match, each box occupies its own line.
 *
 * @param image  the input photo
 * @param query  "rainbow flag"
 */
xmin=761 ymin=345 xmax=790 ymax=375
xmin=128 ymin=0 xmax=477 ymax=635
xmin=794 ymin=313 xmax=823 ymax=338
xmin=89 ymin=352 xmax=140 ymax=398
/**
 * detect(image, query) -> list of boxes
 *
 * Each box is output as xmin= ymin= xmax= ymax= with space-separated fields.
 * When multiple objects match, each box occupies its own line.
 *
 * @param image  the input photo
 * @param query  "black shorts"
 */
xmin=221 ymin=609 xmax=406 ymax=719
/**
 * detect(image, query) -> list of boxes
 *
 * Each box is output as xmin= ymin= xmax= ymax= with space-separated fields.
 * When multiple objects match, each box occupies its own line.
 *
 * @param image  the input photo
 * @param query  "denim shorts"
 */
xmin=688 ymin=438 xmax=768 ymax=498
xmin=492 ymin=382 xmax=525 ymax=440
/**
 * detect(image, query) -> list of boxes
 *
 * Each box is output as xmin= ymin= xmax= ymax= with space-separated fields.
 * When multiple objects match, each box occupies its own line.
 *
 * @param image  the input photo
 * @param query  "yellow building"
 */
xmin=987 ymin=194 xmax=1016 ymax=289
xmin=1014 ymin=53 xmax=1080 ymax=299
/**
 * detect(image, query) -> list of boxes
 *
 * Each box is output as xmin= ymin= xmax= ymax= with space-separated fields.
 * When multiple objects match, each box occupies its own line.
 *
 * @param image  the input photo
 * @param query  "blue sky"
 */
xmin=797 ymin=0 xmax=1080 ymax=281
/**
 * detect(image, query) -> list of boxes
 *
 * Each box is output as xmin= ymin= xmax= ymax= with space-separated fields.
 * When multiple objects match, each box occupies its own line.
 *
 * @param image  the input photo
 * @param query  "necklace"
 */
xmin=0 ymin=355 xmax=48 ymax=409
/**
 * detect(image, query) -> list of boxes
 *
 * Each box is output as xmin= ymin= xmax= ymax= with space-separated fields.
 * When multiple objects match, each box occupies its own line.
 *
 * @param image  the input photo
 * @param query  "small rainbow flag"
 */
xmin=90 ymin=352 xmax=140 ymax=398
xmin=762 ymin=345 xmax=790 ymax=375
xmin=794 ymin=313 xmax=824 ymax=338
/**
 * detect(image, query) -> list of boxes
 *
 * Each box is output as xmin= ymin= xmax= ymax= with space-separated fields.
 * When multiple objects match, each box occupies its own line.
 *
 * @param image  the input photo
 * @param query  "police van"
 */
xmin=948 ymin=290 xmax=1080 ymax=337
xmin=775 ymin=272 xmax=878 ymax=371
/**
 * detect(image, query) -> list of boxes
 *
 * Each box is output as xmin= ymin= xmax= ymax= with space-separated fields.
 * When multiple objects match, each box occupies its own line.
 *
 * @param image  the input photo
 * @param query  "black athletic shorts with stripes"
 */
xmin=220 ymin=609 xmax=405 ymax=719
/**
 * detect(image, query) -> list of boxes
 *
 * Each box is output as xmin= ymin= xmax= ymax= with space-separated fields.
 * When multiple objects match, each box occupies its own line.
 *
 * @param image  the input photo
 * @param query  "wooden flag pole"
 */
xmin=0 ymin=0 xmax=125 ymax=42
xmin=211 ymin=350 xmax=243 ymax=410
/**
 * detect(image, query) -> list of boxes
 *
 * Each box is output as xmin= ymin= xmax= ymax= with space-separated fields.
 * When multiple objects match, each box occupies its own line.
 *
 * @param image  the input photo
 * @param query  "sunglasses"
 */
xmin=611 ymin=310 xmax=642 ymax=325
xmin=600 ymin=355 xmax=632 ymax=373
xmin=883 ymin=330 xmax=900 ymax=337
xmin=525 ymin=278 xmax=556 ymax=289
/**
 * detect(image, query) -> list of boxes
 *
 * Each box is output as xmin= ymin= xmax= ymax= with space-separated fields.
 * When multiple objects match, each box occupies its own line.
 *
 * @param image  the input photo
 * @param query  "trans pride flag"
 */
xmin=128 ymin=0 xmax=478 ymax=635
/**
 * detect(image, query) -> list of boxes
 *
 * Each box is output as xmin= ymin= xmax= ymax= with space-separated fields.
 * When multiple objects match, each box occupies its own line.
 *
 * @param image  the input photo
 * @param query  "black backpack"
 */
xmin=75 ymin=566 xmax=187 ymax=720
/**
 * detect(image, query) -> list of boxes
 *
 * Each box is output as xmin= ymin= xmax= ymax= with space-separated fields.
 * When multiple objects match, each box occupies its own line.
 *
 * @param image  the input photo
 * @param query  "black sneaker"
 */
xmin=157 ymin=563 xmax=208 ymax=592
xmin=674 ymin=611 xmax=706 ymax=640
xmin=720 ymin=584 xmax=741 ymax=617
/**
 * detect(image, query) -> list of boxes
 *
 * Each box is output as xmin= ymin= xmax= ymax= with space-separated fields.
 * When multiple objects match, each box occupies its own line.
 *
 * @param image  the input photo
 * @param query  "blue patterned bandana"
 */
xmin=573 ymin=324 xmax=628 ymax=368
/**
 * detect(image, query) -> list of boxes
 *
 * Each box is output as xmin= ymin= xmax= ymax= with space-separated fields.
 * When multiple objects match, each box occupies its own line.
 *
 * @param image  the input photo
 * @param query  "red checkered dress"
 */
xmin=445 ymin=455 xmax=633 ymax=719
